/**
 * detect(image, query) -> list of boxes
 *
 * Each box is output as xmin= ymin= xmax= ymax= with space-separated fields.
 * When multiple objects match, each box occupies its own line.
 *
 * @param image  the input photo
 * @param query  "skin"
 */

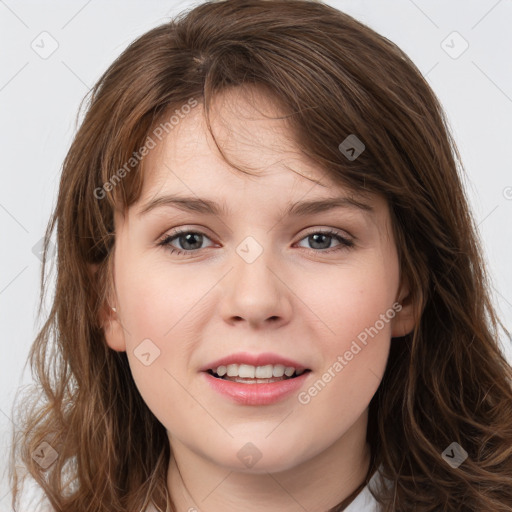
xmin=99 ymin=85 xmax=417 ymax=512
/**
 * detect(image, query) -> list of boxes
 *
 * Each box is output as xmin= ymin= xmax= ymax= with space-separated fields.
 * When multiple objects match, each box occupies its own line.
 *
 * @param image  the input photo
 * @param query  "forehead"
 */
xmin=138 ymin=85 xmax=360 ymax=202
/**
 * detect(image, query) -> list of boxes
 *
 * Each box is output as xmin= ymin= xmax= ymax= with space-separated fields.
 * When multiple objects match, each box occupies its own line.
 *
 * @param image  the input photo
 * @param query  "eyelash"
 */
xmin=157 ymin=228 xmax=355 ymax=257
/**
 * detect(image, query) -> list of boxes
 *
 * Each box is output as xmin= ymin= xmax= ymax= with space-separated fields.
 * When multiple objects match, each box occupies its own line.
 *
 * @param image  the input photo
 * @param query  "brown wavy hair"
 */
xmin=9 ymin=0 xmax=512 ymax=511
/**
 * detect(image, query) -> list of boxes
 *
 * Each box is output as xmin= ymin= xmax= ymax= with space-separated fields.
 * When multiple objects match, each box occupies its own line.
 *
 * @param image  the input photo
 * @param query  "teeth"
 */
xmin=284 ymin=367 xmax=295 ymax=377
xmin=272 ymin=364 xmax=285 ymax=377
xmin=255 ymin=364 xmax=273 ymax=378
xmin=239 ymin=364 xmax=255 ymax=378
xmin=212 ymin=363 xmax=303 ymax=379
xmin=226 ymin=364 xmax=238 ymax=377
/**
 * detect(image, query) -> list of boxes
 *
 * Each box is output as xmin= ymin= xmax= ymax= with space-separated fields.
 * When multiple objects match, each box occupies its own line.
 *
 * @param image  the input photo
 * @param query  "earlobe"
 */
xmin=390 ymin=302 xmax=417 ymax=337
xmin=87 ymin=262 xmax=126 ymax=352
xmin=391 ymin=278 xmax=421 ymax=338
xmin=102 ymin=304 xmax=127 ymax=352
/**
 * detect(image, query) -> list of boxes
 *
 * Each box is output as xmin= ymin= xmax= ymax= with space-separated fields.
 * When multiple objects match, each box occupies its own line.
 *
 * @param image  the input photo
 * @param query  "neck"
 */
xmin=166 ymin=409 xmax=371 ymax=512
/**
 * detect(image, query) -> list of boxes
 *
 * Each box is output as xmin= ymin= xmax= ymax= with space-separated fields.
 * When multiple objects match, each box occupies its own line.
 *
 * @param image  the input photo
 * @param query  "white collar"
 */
xmin=344 ymin=464 xmax=387 ymax=512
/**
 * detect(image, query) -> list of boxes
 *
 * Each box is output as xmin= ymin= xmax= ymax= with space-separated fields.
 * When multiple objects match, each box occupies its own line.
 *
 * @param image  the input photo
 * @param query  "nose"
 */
xmin=219 ymin=243 xmax=292 ymax=329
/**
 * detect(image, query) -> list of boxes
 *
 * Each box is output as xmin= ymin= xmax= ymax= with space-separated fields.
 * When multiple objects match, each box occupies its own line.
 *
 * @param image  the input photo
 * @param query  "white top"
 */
xmin=344 ymin=466 xmax=382 ymax=511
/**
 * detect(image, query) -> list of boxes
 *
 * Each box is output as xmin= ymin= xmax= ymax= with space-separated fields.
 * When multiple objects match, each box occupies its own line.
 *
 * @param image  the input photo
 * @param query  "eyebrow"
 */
xmin=137 ymin=194 xmax=373 ymax=218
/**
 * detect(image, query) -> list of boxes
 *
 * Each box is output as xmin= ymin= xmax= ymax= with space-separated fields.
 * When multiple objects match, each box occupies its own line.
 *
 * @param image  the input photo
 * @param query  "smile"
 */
xmin=202 ymin=367 xmax=312 ymax=405
xmin=208 ymin=363 xmax=309 ymax=382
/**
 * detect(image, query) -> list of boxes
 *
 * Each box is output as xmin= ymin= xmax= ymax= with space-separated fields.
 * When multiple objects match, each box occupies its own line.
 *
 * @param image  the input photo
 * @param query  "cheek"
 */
xmin=118 ymin=256 xmax=202 ymax=338
xmin=114 ymin=258 xmax=212 ymax=423
xmin=294 ymin=310 xmax=391 ymax=451
xmin=294 ymin=257 xmax=396 ymax=404
xmin=297 ymin=256 xmax=398 ymax=345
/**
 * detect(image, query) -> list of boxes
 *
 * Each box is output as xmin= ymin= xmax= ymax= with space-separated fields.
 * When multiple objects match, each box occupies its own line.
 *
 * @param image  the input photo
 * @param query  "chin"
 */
xmin=206 ymin=442 xmax=307 ymax=474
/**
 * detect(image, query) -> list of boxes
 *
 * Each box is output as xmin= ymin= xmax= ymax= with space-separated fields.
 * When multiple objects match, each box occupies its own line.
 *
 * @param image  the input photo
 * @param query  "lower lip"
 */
xmin=202 ymin=371 xmax=311 ymax=406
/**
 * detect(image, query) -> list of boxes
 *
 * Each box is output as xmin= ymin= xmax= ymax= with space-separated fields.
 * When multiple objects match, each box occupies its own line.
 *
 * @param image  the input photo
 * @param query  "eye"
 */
xmin=157 ymin=228 xmax=215 ymax=257
xmin=157 ymin=228 xmax=354 ymax=257
xmin=296 ymin=229 xmax=354 ymax=253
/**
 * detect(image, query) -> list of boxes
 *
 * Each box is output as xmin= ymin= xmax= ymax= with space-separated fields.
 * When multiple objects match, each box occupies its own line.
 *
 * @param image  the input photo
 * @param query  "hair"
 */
xmin=9 ymin=0 xmax=512 ymax=511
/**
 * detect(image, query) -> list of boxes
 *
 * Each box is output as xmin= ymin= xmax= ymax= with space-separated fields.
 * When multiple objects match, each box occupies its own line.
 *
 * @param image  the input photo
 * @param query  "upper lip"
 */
xmin=201 ymin=352 xmax=310 ymax=372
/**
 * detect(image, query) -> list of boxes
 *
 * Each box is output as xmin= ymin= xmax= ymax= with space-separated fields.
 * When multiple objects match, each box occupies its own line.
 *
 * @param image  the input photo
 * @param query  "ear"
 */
xmin=88 ymin=262 xmax=126 ymax=352
xmin=391 ymin=274 xmax=421 ymax=338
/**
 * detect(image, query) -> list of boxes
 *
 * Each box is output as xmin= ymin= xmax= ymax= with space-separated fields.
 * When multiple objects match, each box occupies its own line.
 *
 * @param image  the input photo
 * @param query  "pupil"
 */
xmin=310 ymin=234 xmax=330 ymax=250
xmin=180 ymin=233 xmax=202 ymax=250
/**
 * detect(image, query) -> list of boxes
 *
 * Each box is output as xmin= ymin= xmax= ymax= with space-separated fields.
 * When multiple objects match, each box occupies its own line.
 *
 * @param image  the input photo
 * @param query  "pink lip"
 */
xmin=202 ymin=370 xmax=311 ymax=406
xmin=200 ymin=351 xmax=309 ymax=372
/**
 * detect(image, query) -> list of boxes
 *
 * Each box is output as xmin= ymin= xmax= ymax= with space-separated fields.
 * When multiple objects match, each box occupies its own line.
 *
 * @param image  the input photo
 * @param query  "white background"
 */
xmin=1 ymin=0 xmax=511 ymax=510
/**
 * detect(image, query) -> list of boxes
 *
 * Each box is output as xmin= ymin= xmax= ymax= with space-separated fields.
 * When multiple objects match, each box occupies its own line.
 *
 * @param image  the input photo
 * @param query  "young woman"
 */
xmin=9 ymin=1 xmax=512 ymax=511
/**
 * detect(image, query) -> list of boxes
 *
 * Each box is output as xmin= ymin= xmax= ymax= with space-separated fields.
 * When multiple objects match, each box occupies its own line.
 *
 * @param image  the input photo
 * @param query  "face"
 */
xmin=102 ymin=85 xmax=414 ymax=475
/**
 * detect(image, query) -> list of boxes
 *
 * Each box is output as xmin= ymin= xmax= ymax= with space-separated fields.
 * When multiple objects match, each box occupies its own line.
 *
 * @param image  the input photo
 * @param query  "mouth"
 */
xmin=202 ymin=362 xmax=312 ymax=405
xmin=205 ymin=364 xmax=312 ymax=384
